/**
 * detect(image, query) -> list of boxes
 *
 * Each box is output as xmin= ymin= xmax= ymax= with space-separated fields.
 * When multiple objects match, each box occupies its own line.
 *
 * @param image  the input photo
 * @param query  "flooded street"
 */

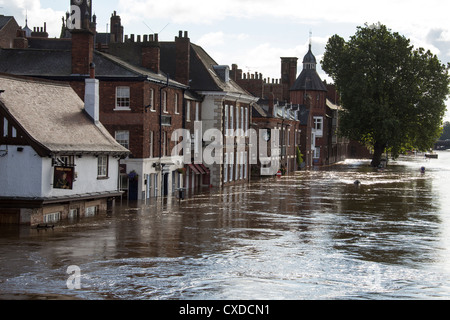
xmin=2 ymin=152 xmax=450 ymax=300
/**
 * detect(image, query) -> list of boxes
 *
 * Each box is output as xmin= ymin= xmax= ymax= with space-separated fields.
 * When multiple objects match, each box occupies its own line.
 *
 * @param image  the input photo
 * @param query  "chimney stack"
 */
xmin=84 ymin=63 xmax=100 ymax=124
xmin=268 ymin=94 xmax=275 ymax=117
xmin=110 ymin=11 xmax=124 ymax=43
xmin=13 ymin=29 xmax=28 ymax=49
xmin=281 ymin=57 xmax=298 ymax=101
xmin=175 ymin=30 xmax=190 ymax=86
xmin=71 ymin=28 xmax=94 ymax=75
xmin=141 ymin=33 xmax=160 ymax=74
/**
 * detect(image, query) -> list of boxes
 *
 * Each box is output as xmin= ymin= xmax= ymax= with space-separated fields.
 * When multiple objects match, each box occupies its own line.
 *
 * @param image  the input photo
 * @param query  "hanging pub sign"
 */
xmin=53 ymin=166 xmax=74 ymax=190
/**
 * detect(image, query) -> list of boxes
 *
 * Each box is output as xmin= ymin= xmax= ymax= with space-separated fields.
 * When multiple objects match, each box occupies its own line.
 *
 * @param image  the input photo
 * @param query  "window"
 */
xmin=245 ymin=107 xmax=248 ymax=136
xmin=3 ymin=117 xmax=8 ymax=137
xmin=224 ymin=105 xmax=229 ymax=136
xmin=85 ymin=206 xmax=98 ymax=217
xmin=195 ymin=102 xmax=199 ymax=121
xmin=236 ymin=106 xmax=239 ymax=131
xmin=174 ymin=93 xmax=179 ymax=114
xmin=314 ymin=117 xmax=323 ymax=137
xmin=149 ymin=88 xmax=155 ymax=111
xmin=97 ymin=155 xmax=109 ymax=178
xmin=314 ymin=147 xmax=320 ymax=159
xmin=239 ymin=152 xmax=244 ymax=180
xmin=229 ymin=152 xmax=234 ymax=182
xmin=224 ymin=153 xmax=228 ymax=183
xmin=69 ymin=209 xmax=79 ymax=220
xmin=59 ymin=155 xmax=75 ymax=167
xmin=44 ymin=212 xmax=60 ymax=223
xmin=241 ymin=107 xmax=244 ymax=135
xmin=115 ymin=131 xmax=129 ymax=149
xmin=244 ymin=151 xmax=248 ymax=179
xmin=230 ymin=106 xmax=234 ymax=133
xmin=149 ymin=131 xmax=154 ymax=158
xmin=161 ymin=115 xmax=172 ymax=126
xmin=116 ymin=87 xmax=130 ymax=110
xmin=235 ymin=151 xmax=239 ymax=181
xmin=163 ymin=91 xmax=167 ymax=113
xmin=186 ymin=101 xmax=191 ymax=122
xmin=163 ymin=131 xmax=167 ymax=156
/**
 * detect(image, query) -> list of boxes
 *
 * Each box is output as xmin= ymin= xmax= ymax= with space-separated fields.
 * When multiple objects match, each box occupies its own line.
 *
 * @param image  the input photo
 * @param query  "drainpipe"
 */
xmin=159 ymin=74 xmax=169 ymax=197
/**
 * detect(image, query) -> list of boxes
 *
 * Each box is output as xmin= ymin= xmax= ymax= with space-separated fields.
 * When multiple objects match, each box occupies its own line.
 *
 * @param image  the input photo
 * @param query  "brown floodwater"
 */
xmin=1 ymin=152 xmax=450 ymax=300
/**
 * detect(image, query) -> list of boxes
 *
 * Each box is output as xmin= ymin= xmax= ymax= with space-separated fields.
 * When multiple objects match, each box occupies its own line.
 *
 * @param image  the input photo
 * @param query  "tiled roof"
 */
xmin=190 ymin=44 xmax=251 ymax=95
xmin=252 ymin=103 xmax=270 ymax=118
xmin=160 ymin=42 xmax=253 ymax=96
xmin=0 ymin=16 xmax=13 ymax=30
xmin=0 ymin=74 xmax=129 ymax=155
xmin=290 ymin=68 xmax=327 ymax=92
xmin=0 ymin=48 xmax=187 ymax=87
xmin=96 ymin=51 xmax=186 ymax=87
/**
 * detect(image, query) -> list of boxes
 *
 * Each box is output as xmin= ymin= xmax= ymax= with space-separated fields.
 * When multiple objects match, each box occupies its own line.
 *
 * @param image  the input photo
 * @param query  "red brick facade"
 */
xmin=71 ymin=28 xmax=95 ymax=75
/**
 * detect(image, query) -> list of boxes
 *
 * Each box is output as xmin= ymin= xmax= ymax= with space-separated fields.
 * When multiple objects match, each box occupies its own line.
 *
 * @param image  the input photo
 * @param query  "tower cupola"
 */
xmin=303 ymin=44 xmax=317 ymax=70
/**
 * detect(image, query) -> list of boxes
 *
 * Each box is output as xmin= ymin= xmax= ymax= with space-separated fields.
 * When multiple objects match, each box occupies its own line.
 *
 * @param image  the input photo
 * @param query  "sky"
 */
xmin=2 ymin=0 xmax=450 ymax=120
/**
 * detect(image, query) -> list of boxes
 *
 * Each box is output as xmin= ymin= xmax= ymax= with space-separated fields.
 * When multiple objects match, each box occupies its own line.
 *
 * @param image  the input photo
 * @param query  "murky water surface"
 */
xmin=2 ymin=152 xmax=450 ymax=300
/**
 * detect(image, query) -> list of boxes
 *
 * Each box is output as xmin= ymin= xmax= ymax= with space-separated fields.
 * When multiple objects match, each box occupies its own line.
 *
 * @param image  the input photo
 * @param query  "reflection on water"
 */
xmin=1 ymin=152 xmax=450 ymax=299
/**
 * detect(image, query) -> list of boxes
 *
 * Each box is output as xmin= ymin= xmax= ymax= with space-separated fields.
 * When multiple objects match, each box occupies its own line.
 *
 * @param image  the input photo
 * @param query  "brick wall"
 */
xmin=0 ymin=17 xmax=20 ymax=49
xmin=71 ymin=29 xmax=94 ymax=75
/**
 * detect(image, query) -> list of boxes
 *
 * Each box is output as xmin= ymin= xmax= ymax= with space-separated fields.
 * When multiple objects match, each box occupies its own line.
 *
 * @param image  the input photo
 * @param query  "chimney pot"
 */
xmin=84 ymin=78 xmax=100 ymax=124
xmin=89 ymin=62 xmax=96 ymax=79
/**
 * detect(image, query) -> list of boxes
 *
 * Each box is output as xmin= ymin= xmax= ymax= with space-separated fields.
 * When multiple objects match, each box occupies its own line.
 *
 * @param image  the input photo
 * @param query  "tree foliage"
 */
xmin=440 ymin=122 xmax=450 ymax=140
xmin=322 ymin=23 xmax=450 ymax=166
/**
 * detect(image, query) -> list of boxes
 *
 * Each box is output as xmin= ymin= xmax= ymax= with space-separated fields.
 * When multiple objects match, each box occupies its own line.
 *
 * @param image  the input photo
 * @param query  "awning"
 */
xmin=199 ymin=164 xmax=210 ymax=174
xmin=194 ymin=164 xmax=206 ymax=174
xmin=188 ymin=164 xmax=201 ymax=175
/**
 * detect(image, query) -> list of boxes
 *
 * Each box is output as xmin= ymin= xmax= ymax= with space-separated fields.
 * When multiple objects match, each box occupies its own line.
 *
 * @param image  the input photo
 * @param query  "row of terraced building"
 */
xmin=0 ymin=0 xmax=369 ymax=225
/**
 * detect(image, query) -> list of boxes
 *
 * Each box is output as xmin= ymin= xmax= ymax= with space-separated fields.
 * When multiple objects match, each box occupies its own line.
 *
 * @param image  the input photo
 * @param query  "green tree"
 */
xmin=322 ymin=23 xmax=450 ymax=167
xmin=440 ymin=122 xmax=450 ymax=140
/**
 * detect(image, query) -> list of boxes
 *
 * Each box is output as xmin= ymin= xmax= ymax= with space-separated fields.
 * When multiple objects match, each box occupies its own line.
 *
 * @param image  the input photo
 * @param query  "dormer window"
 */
xmin=213 ymin=65 xmax=230 ymax=82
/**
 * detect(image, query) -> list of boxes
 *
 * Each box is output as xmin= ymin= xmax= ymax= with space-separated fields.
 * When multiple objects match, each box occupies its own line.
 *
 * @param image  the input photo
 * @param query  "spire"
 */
xmin=22 ymin=10 xmax=32 ymax=37
xmin=309 ymin=29 xmax=312 ymax=48
xmin=303 ymin=31 xmax=316 ymax=70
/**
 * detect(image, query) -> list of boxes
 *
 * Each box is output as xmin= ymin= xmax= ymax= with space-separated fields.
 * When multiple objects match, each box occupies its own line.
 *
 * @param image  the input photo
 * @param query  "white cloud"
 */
xmin=1 ymin=0 xmax=65 ymax=37
xmin=197 ymin=31 xmax=249 ymax=47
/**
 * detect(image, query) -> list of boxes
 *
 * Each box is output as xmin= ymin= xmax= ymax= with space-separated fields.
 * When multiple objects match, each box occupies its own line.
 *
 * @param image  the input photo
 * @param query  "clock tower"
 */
xmin=70 ymin=0 xmax=93 ymax=30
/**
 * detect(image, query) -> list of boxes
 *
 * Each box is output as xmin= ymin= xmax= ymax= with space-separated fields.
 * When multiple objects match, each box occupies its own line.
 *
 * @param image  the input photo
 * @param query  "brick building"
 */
xmin=0 ymin=74 xmax=128 ymax=225
xmin=230 ymin=57 xmax=298 ymax=103
xmin=0 ymin=15 xmax=20 ymax=49
xmin=105 ymin=28 xmax=258 ymax=188
xmin=231 ymin=58 xmax=303 ymax=174
xmin=0 ymin=2 xmax=192 ymax=201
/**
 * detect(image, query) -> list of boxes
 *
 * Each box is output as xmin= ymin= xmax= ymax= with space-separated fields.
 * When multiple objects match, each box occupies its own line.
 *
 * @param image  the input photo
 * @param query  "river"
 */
xmin=1 ymin=151 xmax=450 ymax=300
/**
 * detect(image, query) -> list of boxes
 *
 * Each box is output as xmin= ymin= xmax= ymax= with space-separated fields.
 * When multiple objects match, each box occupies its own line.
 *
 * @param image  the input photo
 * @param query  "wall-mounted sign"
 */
xmin=53 ymin=166 xmax=74 ymax=190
